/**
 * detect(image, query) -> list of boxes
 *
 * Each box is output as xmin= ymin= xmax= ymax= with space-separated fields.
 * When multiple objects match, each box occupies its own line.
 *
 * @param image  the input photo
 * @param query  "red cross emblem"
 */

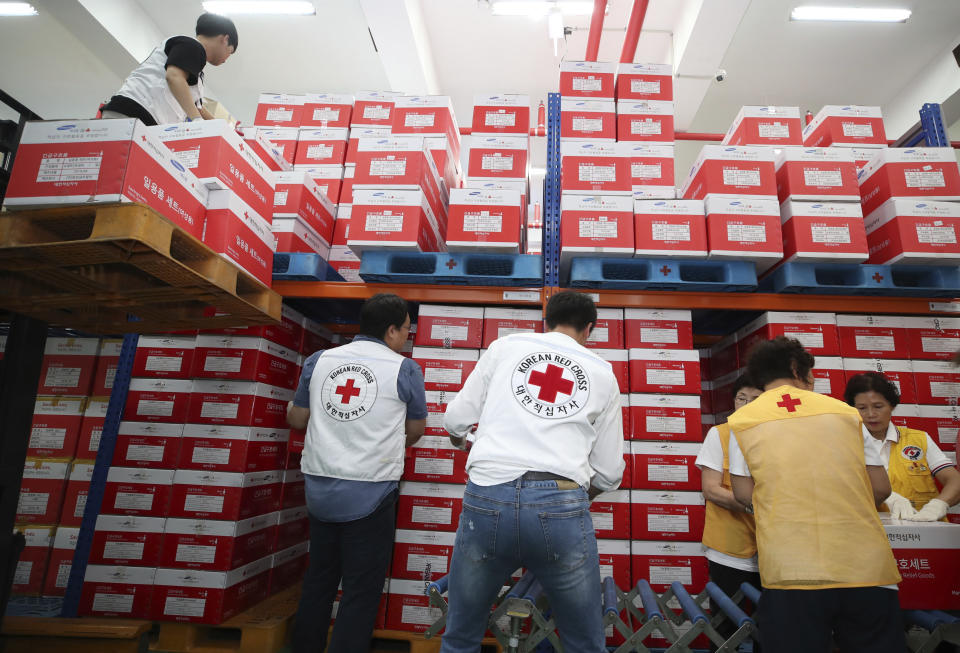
xmin=445 ymin=258 xmax=458 ymax=270
xmin=335 ymin=378 xmax=362 ymax=403
xmin=527 ymin=364 xmax=574 ymax=402
xmin=776 ymin=394 xmax=802 ymax=412
xmin=872 ymin=272 xmax=884 ymax=283
xmin=660 ymin=265 xmax=672 ymax=276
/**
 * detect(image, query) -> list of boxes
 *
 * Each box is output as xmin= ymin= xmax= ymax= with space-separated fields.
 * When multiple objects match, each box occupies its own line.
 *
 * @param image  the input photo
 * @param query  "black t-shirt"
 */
xmin=164 ymin=36 xmax=207 ymax=85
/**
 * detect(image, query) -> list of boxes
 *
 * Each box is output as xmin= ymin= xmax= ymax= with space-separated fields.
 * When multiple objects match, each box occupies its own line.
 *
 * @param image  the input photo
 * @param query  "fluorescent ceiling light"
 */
xmin=0 ymin=2 xmax=37 ymax=16
xmin=490 ymin=1 xmax=596 ymax=17
xmin=202 ymin=1 xmax=316 ymax=15
xmin=790 ymin=6 xmax=911 ymax=22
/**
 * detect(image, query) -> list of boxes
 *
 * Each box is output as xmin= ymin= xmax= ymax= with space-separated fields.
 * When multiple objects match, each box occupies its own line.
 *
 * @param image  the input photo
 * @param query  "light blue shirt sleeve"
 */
xmin=293 ymin=351 xmax=323 ymax=408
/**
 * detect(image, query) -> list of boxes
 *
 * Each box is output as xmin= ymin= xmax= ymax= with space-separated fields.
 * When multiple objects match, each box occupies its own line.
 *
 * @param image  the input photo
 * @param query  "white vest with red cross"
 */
xmin=303 ymin=339 xmax=406 ymax=482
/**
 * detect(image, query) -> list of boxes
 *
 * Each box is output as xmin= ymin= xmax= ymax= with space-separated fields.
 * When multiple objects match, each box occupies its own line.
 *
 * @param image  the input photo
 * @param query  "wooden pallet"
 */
xmin=0 ymin=203 xmax=281 ymax=334
xmin=0 ymin=616 xmax=151 ymax=653
xmin=371 ymin=629 xmax=504 ymax=653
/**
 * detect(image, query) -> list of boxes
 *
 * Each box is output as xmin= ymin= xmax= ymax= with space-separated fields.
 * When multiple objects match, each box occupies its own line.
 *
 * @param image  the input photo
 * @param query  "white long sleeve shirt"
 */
xmin=443 ymin=331 xmax=624 ymax=491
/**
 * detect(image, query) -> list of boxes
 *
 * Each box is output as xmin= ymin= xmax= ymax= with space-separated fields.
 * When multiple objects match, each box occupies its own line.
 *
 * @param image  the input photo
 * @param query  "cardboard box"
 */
xmin=43 ymin=526 xmax=79 ymax=596
xmin=271 ymin=217 xmax=331 ymax=258
xmin=585 ymin=308 xmax=625 ymax=349
xmin=775 ymin=147 xmax=859 ymax=202
xmin=93 ymin=339 xmax=122 ymax=397
xmin=353 ymin=137 xmax=446 ymax=215
xmin=384 ymin=577 xmax=444 ymax=632
xmin=351 ymin=91 xmax=401 ymax=127
xmin=634 ymin=199 xmax=707 ymax=258
xmin=629 ymin=441 xmax=701 ymax=491
xmin=396 ymin=482 xmax=464 ymax=532
xmin=616 ymin=100 xmax=675 ymax=144
xmin=169 ymin=470 xmax=282 ymax=521
xmin=78 ymin=565 xmax=156 ymax=618
xmin=680 ymin=145 xmax=777 ymax=200
xmin=624 ymin=309 xmax=693 ymax=350
xmin=560 ymin=194 xmax=634 ymax=265
xmin=90 ymin=515 xmax=166 ymax=567
xmin=446 ymin=188 xmax=524 ymax=253
xmin=630 ymin=540 xmax=708 ymax=592
xmin=78 ymin=396 xmax=108 ymax=460
xmin=841 ymin=359 xmax=917 ymax=404
xmin=60 ymin=461 xmax=95 ymax=526
xmin=909 ymin=405 xmax=960 ymax=447
xmin=466 ymin=135 xmax=528 ymax=182
xmin=187 ymin=380 xmax=293 ymax=428
xmin=295 ymin=127 xmax=349 ymax=167
xmin=425 ymin=135 xmax=461 ymax=191
xmin=270 ymin=541 xmax=309 ymax=594
xmin=482 ymin=307 xmax=543 ymax=347
xmin=241 ymin=126 xmax=293 ymax=173
xmin=709 ymin=334 xmax=739 ymax=380
xmin=281 ymin=468 xmax=305 ymax=509
xmin=413 ymin=347 xmax=479 ymax=392
xmin=203 ymin=190 xmax=275 ymax=286
xmin=884 ymin=519 xmax=960 ymax=609
xmin=348 ymin=189 xmax=443 ymax=253
xmin=863 ymin=199 xmax=960 ymax=265
xmin=346 ymin=128 xmax=391 ymax=166
xmin=4 ymin=119 xmax=208 ymax=239
xmin=560 ymin=99 xmax=617 ymax=141
xmin=630 ymin=490 xmax=705 ymax=541
xmin=302 ymin=93 xmax=353 ymax=128
xmin=293 ymin=164 xmax=343 ymax=205
xmin=912 ymin=361 xmax=960 ymax=406
xmin=837 ymin=315 xmax=909 ymax=359
xmin=624 ymin=144 xmax=674 ymax=198
xmin=629 ymin=394 xmax=701 ymax=441
xmin=251 ymin=128 xmax=296 ymax=169
xmin=29 ymin=396 xmax=85 ymax=458
xmin=737 ymin=311 xmax=839 ymax=358
xmin=102 ymin=467 xmax=174 ymax=517
xmin=131 ymin=335 xmax=196 ymax=379
xmin=151 ymin=556 xmax=271 ymax=623
xmin=704 ymin=196 xmax=783 ymax=271
xmin=12 ymin=526 xmax=53 ymax=595
xmin=392 ymin=96 xmax=461 ymax=158
xmin=178 ymin=424 xmax=288 ymax=473
xmin=628 ymin=349 xmax=700 ymax=395
xmin=904 ymin=317 xmax=960 ymax=361
xmin=811 ymin=356 xmax=846 ymax=400
xmin=275 ymin=506 xmax=309 ymax=551
xmin=590 ymin=490 xmax=631 ymax=540
xmin=403 ymin=442 xmax=469 ymax=485
xmin=780 ymin=200 xmax=868 ymax=263
xmin=192 ymin=335 xmax=300 ymax=389
xmin=860 ymin=148 xmax=960 ymax=218
xmin=559 ymin=60 xmax=616 ymax=99
xmin=392 ymin=529 xmax=455 ymax=581
xmin=723 ymin=106 xmax=802 ymax=147
xmin=254 ymin=93 xmax=304 ymax=127
xmin=616 ymin=63 xmax=672 ymax=101
xmin=471 ymin=95 xmax=530 ymax=135
xmin=161 ymin=512 xmax=278 ymax=571
xmin=123 ymin=378 xmax=193 ymax=424
xmin=803 ymin=105 xmax=887 ymax=148
xmin=560 ymin=141 xmax=632 ymax=195
xmin=424 ymin=391 xmax=458 ymax=437
xmin=17 ymin=460 xmax=70 ymax=524
xmin=597 ymin=539 xmax=632 ymax=588
xmin=273 ymin=170 xmax=336 ymax=241
xmin=38 ymin=337 xmax=99 ymax=395
xmin=415 ymin=304 xmax=484 ymax=348
xmin=892 ymin=403 xmax=920 ymax=430
xmin=583 ymin=349 xmax=626 ymax=395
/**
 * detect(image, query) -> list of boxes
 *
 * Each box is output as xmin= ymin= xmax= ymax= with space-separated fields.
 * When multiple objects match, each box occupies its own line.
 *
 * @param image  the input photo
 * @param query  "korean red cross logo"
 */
xmin=512 ymin=352 xmax=590 ymax=419
xmin=320 ymin=363 xmax=378 ymax=422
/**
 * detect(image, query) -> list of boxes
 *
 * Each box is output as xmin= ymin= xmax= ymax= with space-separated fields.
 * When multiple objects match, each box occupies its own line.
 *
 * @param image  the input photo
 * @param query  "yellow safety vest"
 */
xmin=729 ymin=386 xmax=901 ymax=590
xmin=884 ymin=426 xmax=941 ymax=514
xmin=701 ymin=423 xmax=758 ymax=559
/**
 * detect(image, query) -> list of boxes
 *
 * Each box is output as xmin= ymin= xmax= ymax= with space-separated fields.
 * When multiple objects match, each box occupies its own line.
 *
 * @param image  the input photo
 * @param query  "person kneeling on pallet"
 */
xmin=845 ymin=372 xmax=960 ymax=521
xmin=727 ymin=337 xmax=905 ymax=653
xmin=440 ymin=291 xmax=624 ymax=653
xmin=286 ymin=293 xmax=427 ymax=653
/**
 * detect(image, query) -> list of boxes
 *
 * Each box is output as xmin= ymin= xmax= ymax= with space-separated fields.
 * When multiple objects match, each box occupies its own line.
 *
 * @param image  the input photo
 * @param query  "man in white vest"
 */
xmin=440 ymin=291 xmax=624 ymax=653
xmin=286 ymin=293 xmax=426 ymax=653
xmin=100 ymin=13 xmax=237 ymax=125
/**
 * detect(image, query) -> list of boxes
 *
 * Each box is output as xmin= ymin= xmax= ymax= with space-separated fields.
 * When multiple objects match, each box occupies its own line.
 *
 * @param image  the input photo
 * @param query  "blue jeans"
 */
xmin=440 ymin=479 xmax=603 ymax=653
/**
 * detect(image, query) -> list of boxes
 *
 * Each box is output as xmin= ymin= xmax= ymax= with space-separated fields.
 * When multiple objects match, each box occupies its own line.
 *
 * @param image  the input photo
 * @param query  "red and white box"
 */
xmin=281 ymin=469 xmax=305 ymax=509
xmin=203 ymin=190 xmax=275 ymax=286
xmin=629 ymin=441 xmax=702 ymax=491
xmin=909 ymin=405 xmax=960 ymax=447
xmin=161 ymin=512 xmax=278 ymax=571
xmin=621 ymin=395 xmax=632 ymax=448
xmin=590 ymin=490 xmax=631 ymax=540
xmin=346 ymin=127 xmax=391 ymax=165
xmin=616 ymin=63 xmax=673 ymax=102
xmin=254 ymin=93 xmax=304 ymax=128
xmin=392 ymin=96 xmax=461 ymax=154
xmin=352 ymin=137 xmax=445 ymax=209
xmin=700 ymin=380 xmax=714 ymax=415
xmin=912 ymin=360 xmax=960 ymax=406
xmin=803 ymin=105 xmax=887 ymax=148
xmin=586 ymin=308 xmax=625 ymax=349
xmin=860 ymin=148 xmax=960 ymax=218
xmin=904 ymin=317 xmax=960 ymax=361
xmin=837 ymin=315 xmax=909 ymax=359
xmin=102 ymin=467 xmax=174 ymax=517
xmin=425 ymin=136 xmax=460 ymax=191
xmin=179 ymin=424 xmax=288 ymax=473
xmin=209 ymin=304 xmax=306 ymax=355
xmin=273 ymin=170 xmax=336 ymax=239
xmin=737 ymin=311 xmax=839 ymax=358
xmin=629 ymin=394 xmax=701 ymax=441
xmin=680 ymin=145 xmax=777 ymax=200
xmin=302 ymin=93 xmax=354 ymax=129
xmin=560 ymin=61 xmax=615 ymax=99
xmin=634 ymin=199 xmax=707 ymax=257
xmin=89 ymin=515 xmax=166 ymax=567
xmin=347 ymin=189 xmax=443 ymax=253
xmin=482 ymin=308 xmax=543 ymax=347
xmin=424 ymin=391 xmax=457 ymax=436
xmin=561 ymin=141 xmax=631 ymax=195
xmin=560 ymin=194 xmax=634 ymax=263
xmin=272 ymin=217 xmax=331 ymax=258
xmin=60 ymin=462 xmax=94 ymax=526
xmin=293 ymin=165 xmax=343 ymax=205
xmin=30 ymin=396 xmax=85 ymax=458
xmin=775 ymin=147 xmax=859 ymax=202
xmin=704 ymin=196 xmax=783 ymax=272
xmin=709 ymin=333 xmax=739 ymax=380
xmin=43 ymin=526 xmax=79 ymax=596
xmin=151 ymin=557 xmax=271 ymax=624
xmin=93 ymin=339 xmax=122 ymax=396
xmin=384 ymin=577 xmax=442 ymax=632
xmin=624 ymin=309 xmax=693 ymax=350
xmin=616 ymin=100 xmax=675 ymax=145
xmin=780 ymin=200 xmax=868 ymax=263
xmin=415 ymin=304 xmax=484 ymax=349
xmin=169 ymin=469 xmax=282 ymax=521
xmin=275 ymin=506 xmax=309 ymax=551
xmin=12 ymin=526 xmax=52 ymax=594
xmin=628 ymin=349 xmax=700 ymax=395
xmin=192 ymin=335 xmax=300 ymax=389
xmin=79 ymin=565 xmax=156 ymax=618
xmin=446 ymin=187 xmax=524 ymax=253
xmin=413 ymin=347 xmax=479 ymax=392
xmin=4 ymin=119 xmax=208 ymax=239
xmin=38 ymin=337 xmax=99 ymax=395
xmin=132 ymin=335 xmax=196 ymax=379
xmin=123 ymin=378 xmax=193 ymax=424
xmin=560 ymin=99 xmax=617 ymax=141
xmin=403 ymin=444 xmax=464 ymax=483
xmin=595 ymin=349 xmax=629 ymax=394
xmin=630 ymin=490 xmax=706 ymax=542
xmin=885 ymin=519 xmax=960 ymax=610
xmin=78 ymin=397 xmax=109 ymax=460
xmin=597 ymin=539 xmax=632 ymax=589
xmin=396 ymin=482 xmax=465 ymax=532
xmin=812 ymin=356 xmax=846 ymax=400
xmin=241 ymin=126 xmax=292 ymax=173
xmin=624 ymin=144 xmax=674 ymax=198
xmin=295 ymin=127 xmax=349 ymax=167
xmin=270 ymin=541 xmax=309 ymax=594
xmin=187 ymin=380 xmax=293 ymax=429
xmin=845 ymin=147 xmax=883 ymax=173
xmin=841 ymin=358 xmax=916 ymax=404
xmin=258 ymin=128 xmax=299 ymax=166
xmin=863 ymin=199 xmax=960 ymax=265
xmin=392 ymin=529 xmax=455 ymax=581
xmin=722 ymin=106 xmax=802 ymax=147
xmin=466 ymin=135 xmax=528 ymax=182
xmin=351 ymin=91 xmax=401 ymax=127
xmin=472 ymin=94 xmax=530 ymax=135
xmin=17 ymin=460 xmax=69 ymax=524
xmin=630 ymin=540 xmax=708 ymax=592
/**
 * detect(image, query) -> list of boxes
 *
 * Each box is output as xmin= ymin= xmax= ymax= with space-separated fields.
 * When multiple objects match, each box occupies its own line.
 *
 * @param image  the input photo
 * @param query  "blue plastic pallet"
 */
xmin=273 ymin=252 xmax=344 ymax=282
xmin=567 ymin=258 xmax=757 ymax=292
xmin=761 ymin=262 xmax=960 ymax=297
xmin=359 ymin=251 xmax=543 ymax=286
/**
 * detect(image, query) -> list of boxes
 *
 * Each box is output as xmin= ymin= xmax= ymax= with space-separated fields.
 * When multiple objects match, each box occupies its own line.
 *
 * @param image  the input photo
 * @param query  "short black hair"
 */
xmin=359 ymin=293 xmax=409 ymax=340
xmin=545 ymin=290 xmax=597 ymax=332
xmin=745 ymin=336 xmax=816 ymax=390
xmin=732 ymin=373 xmax=760 ymax=399
xmin=197 ymin=13 xmax=238 ymax=50
xmin=844 ymin=372 xmax=900 ymax=408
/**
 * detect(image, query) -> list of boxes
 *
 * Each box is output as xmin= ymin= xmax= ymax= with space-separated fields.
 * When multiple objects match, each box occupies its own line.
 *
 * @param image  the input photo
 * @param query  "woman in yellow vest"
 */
xmin=844 ymin=372 xmax=960 ymax=521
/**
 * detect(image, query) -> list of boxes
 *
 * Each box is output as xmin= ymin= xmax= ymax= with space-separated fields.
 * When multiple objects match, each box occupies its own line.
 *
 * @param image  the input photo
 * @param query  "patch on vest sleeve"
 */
xmin=321 ymin=363 xmax=379 ymax=421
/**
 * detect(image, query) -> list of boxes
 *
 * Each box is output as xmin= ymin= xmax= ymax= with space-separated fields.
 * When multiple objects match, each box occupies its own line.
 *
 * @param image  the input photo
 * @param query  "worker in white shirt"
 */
xmin=440 ymin=291 xmax=624 ymax=653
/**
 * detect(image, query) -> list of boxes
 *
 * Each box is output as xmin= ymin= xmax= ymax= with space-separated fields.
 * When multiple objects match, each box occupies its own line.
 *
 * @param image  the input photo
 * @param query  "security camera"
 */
xmin=715 ymin=69 xmax=727 ymax=82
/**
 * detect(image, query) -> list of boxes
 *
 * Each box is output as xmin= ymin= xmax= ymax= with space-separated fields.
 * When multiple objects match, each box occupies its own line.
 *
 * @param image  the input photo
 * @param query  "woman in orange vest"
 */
xmin=844 ymin=372 xmax=960 ymax=521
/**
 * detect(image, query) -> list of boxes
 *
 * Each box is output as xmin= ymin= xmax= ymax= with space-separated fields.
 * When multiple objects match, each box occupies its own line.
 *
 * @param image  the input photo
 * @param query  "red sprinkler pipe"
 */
xmin=620 ymin=0 xmax=649 ymax=63
xmin=585 ymin=0 xmax=607 ymax=61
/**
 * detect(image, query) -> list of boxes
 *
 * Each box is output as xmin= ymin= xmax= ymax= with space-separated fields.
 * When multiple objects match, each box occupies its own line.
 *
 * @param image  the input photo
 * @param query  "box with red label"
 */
xmin=630 ymin=490 xmax=705 ymax=541
xmin=281 ymin=469 xmax=304 ymax=509
xmin=102 ymin=467 xmax=174 ymax=517
xmin=161 ymin=512 xmax=278 ymax=571
xmin=89 ymin=515 xmax=166 ymax=567
xmin=594 ymin=349 xmax=629 ymax=393
xmin=348 ymin=188 xmax=443 ymax=253
xmin=92 ymin=338 xmax=122 ymax=396
xmin=845 ymin=147 xmax=883 ymax=174
xmin=446 ymin=188 xmax=524 ymax=253
xmin=30 ymin=396 xmax=85 ymax=458
xmin=737 ymin=311 xmax=839 ymax=359
xmin=413 ymin=347 xmax=479 ymax=392
xmin=811 ymin=356 xmax=845 ymax=400
xmin=904 ymin=317 xmax=960 ymax=361
xmin=628 ymin=349 xmax=700 ymax=395
xmin=616 ymin=63 xmax=673 ymax=101
xmin=860 ymin=149 xmax=960 ymax=217
xmin=346 ymin=128 xmax=391 ymax=166
xmin=60 ymin=462 xmax=94 ymax=526
xmin=629 ymin=394 xmax=701 ymax=441
xmin=424 ymin=391 xmax=457 ymax=437
xmin=623 ymin=143 xmax=674 ymax=198
xmin=560 ymin=99 xmax=616 ymax=141
xmin=17 ymin=460 xmax=69 ymax=524
xmin=275 ymin=506 xmax=309 ymax=551
xmin=396 ymin=482 xmax=464 ymax=532
xmin=392 ymin=529 xmax=455 ymax=581
xmin=392 ymin=96 xmax=461 ymax=156
xmin=709 ymin=334 xmax=738 ymax=380
xmin=560 ymin=194 xmax=634 ymax=264
xmin=466 ymin=135 xmax=528 ymax=182
xmin=864 ymin=199 xmax=960 ymax=265
xmin=294 ymin=127 xmax=348 ymax=167
xmin=590 ymin=490 xmax=631 ymax=539
xmin=482 ymin=308 xmax=543 ymax=347
xmin=270 ymin=541 xmax=309 ymax=594
xmin=704 ymin=196 xmax=783 ymax=272
xmin=353 ymin=137 xmax=445 ymax=207
xmin=837 ymin=315 xmax=908 ymax=359
xmin=169 ymin=469 xmax=282 ymax=521
xmin=4 ymin=119 xmax=208 ymax=238
xmin=841 ymin=358 xmax=916 ymax=404
xmin=560 ymin=61 xmax=615 ymax=99
xmin=187 ymin=380 xmax=293 ymax=428
xmin=384 ymin=577 xmax=444 ymax=632
xmin=12 ymin=526 xmax=52 ymax=595
xmin=722 ymin=106 xmax=802 ymax=147
xmin=629 ymin=441 xmax=701 ymax=491
xmin=912 ymin=361 xmax=960 ymax=406
xmin=624 ymin=309 xmax=693 ymax=350
xmin=775 ymin=147 xmax=859 ymax=202
xmin=273 ymin=170 xmax=336 ymax=238
xmin=634 ymin=199 xmax=707 ymax=258
xmin=132 ymin=335 xmax=196 ymax=379
xmin=37 ymin=337 xmax=99 ymax=396
xmin=597 ymin=539 xmax=631 ymax=588
xmin=560 ymin=141 xmax=631 ymax=195
xmin=415 ymin=305 xmax=484 ymax=349
xmin=700 ymin=380 xmax=714 ymax=415
xmin=78 ymin=565 xmax=156 ymax=618
xmin=241 ymin=126 xmax=293 ymax=173
xmin=78 ymin=397 xmax=108 ymax=460
xmin=254 ymin=94 xmax=304 ymax=127
xmin=907 ymin=405 xmax=960 ymax=447
xmin=403 ymin=442 xmax=469 ymax=484
xmin=192 ymin=335 xmax=300 ymax=389
xmin=780 ymin=200 xmax=868 ymax=263
xmin=202 ymin=304 xmax=304 ymax=353
xmin=630 ymin=540 xmax=708 ymax=592
xmin=258 ymin=127 xmax=299 ymax=166
xmin=884 ymin=519 xmax=960 ymax=609
xmin=123 ymin=378 xmax=193 ymax=424
xmin=301 ymin=317 xmax=338 ymax=355
xmin=803 ymin=105 xmax=887 ymax=148
xmin=585 ymin=308 xmax=624 ymax=349
xmin=472 ymin=95 xmax=530 ymax=135
xmin=616 ymin=101 xmax=675 ymax=145
xmin=272 ymin=218 xmax=331 ymax=258
xmin=179 ymin=424 xmax=288 ymax=473
xmin=680 ymin=145 xmax=777 ymax=200
xmin=302 ymin=93 xmax=353 ymax=128
xmin=352 ymin=91 xmax=401 ymax=127
xmin=152 ymin=556 xmax=271 ymax=624
xmin=43 ymin=526 xmax=79 ymax=596
xmin=425 ymin=135 xmax=460 ymax=190
xmin=204 ymin=190 xmax=275 ymax=286
xmin=293 ymin=165 xmax=343 ymax=205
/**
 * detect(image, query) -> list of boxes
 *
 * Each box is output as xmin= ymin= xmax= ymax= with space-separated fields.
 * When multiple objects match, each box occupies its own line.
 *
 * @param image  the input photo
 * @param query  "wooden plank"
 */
xmin=1 ymin=616 xmax=151 ymax=653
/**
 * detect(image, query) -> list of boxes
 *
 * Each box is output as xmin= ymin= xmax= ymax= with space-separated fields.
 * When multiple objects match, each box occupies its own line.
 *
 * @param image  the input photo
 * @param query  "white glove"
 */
xmin=905 ymin=498 xmax=949 ymax=522
xmin=885 ymin=491 xmax=918 ymax=519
